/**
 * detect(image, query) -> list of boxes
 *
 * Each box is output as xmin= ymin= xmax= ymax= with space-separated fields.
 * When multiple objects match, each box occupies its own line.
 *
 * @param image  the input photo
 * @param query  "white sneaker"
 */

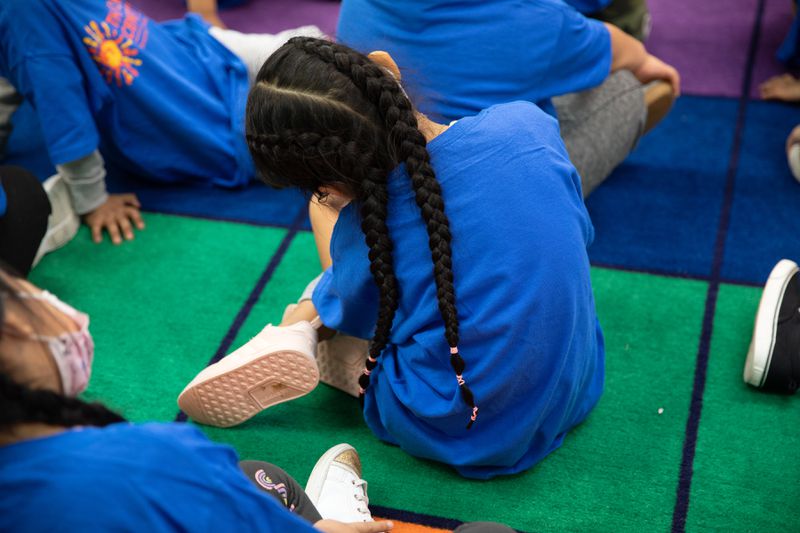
xmin=178 ymin=322 xmax=319 ymax=428
xmin=283 ymin=304 xmax=368 ymax=398
xmin=305 ymin=443 xmax=372 ymax=523
xmin=788 ymin=143 xmax=800 ymax=184
xmin=32 ymin=174 xmax=79 ymax=267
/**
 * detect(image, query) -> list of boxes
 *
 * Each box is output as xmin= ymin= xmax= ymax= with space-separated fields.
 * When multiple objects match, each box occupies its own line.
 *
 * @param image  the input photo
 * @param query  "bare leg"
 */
xmin=280 ymin=197 xmax=346 ymax=331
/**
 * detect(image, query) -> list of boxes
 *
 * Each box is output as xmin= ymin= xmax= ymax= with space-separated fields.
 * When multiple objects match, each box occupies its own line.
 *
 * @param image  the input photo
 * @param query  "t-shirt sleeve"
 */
xmin=15 ymin=55 xmax=99 ymax=165
xmin=311 ymin=204 xmax=379 ymax=340
xmin=542 ymin=9 xmax=611 ymax=96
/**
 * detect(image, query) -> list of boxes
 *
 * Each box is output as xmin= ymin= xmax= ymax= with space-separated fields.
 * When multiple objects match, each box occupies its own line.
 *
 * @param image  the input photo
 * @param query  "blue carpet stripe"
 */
xmin=670 ymin=0 xmax=766 ymax=530
xmin=174 ymin=205 xmax=308 ymax=422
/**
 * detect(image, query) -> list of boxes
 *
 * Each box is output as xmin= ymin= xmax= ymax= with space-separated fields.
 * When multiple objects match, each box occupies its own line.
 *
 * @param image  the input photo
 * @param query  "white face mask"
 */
xmin=16 ymin=291 xmax=94 ymax=397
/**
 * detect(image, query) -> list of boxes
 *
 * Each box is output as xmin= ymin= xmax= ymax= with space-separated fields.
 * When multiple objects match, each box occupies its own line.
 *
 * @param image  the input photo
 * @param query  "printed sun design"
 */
xmin=83 ymin=20 xmax=142 ymax=86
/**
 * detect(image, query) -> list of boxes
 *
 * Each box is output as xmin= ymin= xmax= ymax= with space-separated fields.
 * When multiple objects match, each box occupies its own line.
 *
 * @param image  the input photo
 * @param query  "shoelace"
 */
xmin=351 ymin=478 xmax=370 ymax=518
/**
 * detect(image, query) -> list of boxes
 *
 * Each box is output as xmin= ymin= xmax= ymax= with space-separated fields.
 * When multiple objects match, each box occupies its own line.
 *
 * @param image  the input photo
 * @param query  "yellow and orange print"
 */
xmin=83 ymin=20 xmax=142 ymax=87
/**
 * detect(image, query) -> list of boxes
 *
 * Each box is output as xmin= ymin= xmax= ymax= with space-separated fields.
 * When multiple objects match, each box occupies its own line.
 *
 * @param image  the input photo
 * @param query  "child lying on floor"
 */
xmin=179 ymin=39 xmax=606 ymax=480
xmin=0 ymin=0 xmax=321 ymax=246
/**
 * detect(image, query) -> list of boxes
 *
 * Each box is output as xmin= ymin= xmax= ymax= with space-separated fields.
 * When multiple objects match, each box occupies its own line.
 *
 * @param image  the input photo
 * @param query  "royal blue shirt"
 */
xmin=564 ymin=0 xmax=612 ymax=13
xmin=313 ymin=101 xmax=605 ymax=479
xmin=0 ymin=0 xmax=253 ymax=186
xmin=336 ymin=0 xmax=611 ymax=121
xmin=0 ymin=422 xmax=318 ymax=532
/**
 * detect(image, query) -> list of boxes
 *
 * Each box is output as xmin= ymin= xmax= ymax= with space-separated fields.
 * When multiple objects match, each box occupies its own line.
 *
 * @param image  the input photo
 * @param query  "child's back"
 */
xmin=314 ymin=101 xmax=604 ymax=478
xmin=0 ymin=0 xmax=252 ymax=185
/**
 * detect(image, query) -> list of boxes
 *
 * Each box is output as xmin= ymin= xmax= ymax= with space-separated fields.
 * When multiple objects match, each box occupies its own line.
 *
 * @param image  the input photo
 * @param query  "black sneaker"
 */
xmin=744 ymin=259 xmax=800 ymax=394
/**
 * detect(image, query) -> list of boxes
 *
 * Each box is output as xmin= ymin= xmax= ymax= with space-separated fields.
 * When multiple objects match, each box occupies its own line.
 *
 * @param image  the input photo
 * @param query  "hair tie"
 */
xmin=362 ymin=368 xmax=372 ymax=376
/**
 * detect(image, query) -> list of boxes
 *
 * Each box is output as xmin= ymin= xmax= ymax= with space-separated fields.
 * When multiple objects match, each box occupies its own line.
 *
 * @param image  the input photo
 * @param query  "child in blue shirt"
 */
xmin=0 ymin=0 xmax=321 ymax=245
xmin=179 ymin=39 xmax=605 ymax=479
xmin=336 ymin=0 xmax=678 ymax=195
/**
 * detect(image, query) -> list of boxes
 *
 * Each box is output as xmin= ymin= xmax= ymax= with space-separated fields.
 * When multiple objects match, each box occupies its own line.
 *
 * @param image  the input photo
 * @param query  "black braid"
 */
xmin=0 ymin=373 xmax=126 ymax=430
xmin=246 ymin=37 xmax=478 ymax=427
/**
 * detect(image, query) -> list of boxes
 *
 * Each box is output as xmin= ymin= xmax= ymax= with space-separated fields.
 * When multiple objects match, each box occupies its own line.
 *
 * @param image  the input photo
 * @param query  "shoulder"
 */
xmin=470 ymin=101 xmax=563 ymax=150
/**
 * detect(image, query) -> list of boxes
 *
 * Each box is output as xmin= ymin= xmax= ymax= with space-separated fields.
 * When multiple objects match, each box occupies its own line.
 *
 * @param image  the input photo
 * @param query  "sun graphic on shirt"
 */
xmin=83 ymin=21 xmax=142 ymax=87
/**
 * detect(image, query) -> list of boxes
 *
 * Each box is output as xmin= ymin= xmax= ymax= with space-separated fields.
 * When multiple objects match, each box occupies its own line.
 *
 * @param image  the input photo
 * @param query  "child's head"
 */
xmin=0 ymin=268 xmax=123 ymax=436
xmin=246 ymin=38 xmax=478 ymax=427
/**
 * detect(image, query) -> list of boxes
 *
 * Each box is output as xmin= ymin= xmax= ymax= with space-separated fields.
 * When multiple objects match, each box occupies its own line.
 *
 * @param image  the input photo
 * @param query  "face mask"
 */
xmin=16 ymin=291 xmax=94 ymax=397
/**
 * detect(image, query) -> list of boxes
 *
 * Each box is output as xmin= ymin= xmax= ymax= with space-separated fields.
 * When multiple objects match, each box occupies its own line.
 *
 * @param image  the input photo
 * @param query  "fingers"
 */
xmin=118 ymin=216 xmax=134 ymax=241
xmin=122 ymin=193 xmax=141 ymax=208
xmin=127 ymin=207 xmax=146 ymax=230
xmin=669 ymin=67 xmax=681 ymax=97
xmin=106 ymin=220 xmax=123 ymax=245
xmin=351 ymin=521 xmax=394 ymax=533
xmin=90 ymin=220 xmax=103 ymax=244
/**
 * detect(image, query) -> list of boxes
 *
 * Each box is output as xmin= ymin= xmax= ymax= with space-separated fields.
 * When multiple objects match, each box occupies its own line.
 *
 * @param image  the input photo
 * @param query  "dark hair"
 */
xmin=0 ymin=270 xmax=125 ymax=431
xmin=245 ymin=38 xmax=478 ymax=427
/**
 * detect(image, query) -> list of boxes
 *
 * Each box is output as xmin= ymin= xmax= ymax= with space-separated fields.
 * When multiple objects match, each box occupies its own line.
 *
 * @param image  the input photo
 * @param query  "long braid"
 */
xmin=246 ymin=37 xmax=478 ymax=427
xmin=0 ymin=373 xmax=125 ymax=429
xmin=290 ymin=39 xmax=478 ymax=427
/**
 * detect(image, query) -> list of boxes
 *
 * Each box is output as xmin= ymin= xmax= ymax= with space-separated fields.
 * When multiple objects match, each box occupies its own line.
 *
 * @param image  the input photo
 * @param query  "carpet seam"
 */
xmin=670 ymin=0 xmax=766 ymax=530
xmin=174 ymin=205 xmax=307 ymax=422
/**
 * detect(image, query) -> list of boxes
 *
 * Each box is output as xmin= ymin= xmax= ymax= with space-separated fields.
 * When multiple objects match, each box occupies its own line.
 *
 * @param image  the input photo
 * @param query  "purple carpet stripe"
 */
xmin=175 ymin=206 xmax=308 ymax=422
xmin=670 ymin=0 xmax=766 ymax=530
xmin=370 ymin=505 xmax=531 ymax=533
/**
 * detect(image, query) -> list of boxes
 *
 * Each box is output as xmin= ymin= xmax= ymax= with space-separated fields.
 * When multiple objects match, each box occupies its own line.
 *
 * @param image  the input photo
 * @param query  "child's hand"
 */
xmin=83 ymin=193 xmax=145 ymax=245
xmin=314 ymin=520 xmax=393 ymax=533
xmin=633 ymin=54 xmax=681 ymax=97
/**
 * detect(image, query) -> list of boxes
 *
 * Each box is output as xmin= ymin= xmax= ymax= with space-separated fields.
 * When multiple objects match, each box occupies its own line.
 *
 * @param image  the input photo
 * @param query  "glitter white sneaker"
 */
xmin=32 ymin=174 xmax=80 ymax=267
xmin=305 ymin=443 xmax=372 ymax=523
xmin=178 ymin=322 xmax=319 ymax=428
xmin=283 ymin=304 xmax=367 ymax=397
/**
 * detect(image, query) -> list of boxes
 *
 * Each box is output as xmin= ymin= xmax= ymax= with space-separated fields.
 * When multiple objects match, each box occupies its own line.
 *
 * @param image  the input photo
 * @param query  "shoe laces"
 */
xmin=351 ymin=477 xmax=370 ymax=518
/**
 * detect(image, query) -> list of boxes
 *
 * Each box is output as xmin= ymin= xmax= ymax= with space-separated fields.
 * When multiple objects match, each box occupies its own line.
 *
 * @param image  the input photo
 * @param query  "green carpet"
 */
xmin=28 ymin=213 xmax=800 ymax=531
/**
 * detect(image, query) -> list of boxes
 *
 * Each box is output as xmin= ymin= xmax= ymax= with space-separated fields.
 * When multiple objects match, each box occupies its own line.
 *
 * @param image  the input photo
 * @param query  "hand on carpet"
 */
xmin=83 ymin=193 xmax=145 ymax=245
xmin=760 ymin=74 xmax=800 ymax=102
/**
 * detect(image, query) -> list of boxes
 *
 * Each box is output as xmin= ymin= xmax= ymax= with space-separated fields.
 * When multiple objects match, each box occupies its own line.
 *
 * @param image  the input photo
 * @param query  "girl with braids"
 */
xmin=0 ymin=266 xmax=398 ymax=532
xmin=179 ymin=38 xmax=605 ymax=479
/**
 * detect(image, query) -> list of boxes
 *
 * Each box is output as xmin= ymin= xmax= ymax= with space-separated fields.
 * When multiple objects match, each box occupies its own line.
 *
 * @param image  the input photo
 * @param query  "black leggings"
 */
xmin=0 ymin=166 xmax=50 ymax=277
xmin=239 ymin=461 xmax=516 ymax=532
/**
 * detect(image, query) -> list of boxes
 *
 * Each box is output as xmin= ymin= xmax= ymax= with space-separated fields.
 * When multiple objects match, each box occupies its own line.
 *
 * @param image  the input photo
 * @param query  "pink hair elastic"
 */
xmin=456 ymin=374 xmax=465 ymax=386
xmin=362 ymin=368 xmax=372 ymax=376
xmin=368 ymin=356 xmax=377 ymax=364
xmin=471 ymin=407 xmax=479 ymax=422
xmin=450 ymin=347 xmax=459 ymax=355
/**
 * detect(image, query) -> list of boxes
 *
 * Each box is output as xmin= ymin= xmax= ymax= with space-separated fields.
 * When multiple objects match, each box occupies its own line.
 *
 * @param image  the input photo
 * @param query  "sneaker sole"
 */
xmin=644 ymin=81 xmax=675 ymax=134
xmin=744 ymin=259 xmax=799 ymax=387
xmin=305 ymin=443 xmax=356 ymax=505
xmin=317 ymin=335 xmax=368 ymax=398
xmin=789 ymin=143 xmax=800 ymax=183
xmin=178 ymin=350 xmax=319 ymax=428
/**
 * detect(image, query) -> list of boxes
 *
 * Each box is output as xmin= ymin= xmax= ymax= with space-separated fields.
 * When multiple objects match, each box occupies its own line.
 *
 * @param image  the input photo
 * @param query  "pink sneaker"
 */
xmin=283 ymin=304 xmax=367 ymax=398
xmin=178 ymin=322 xmax=319 ymax=427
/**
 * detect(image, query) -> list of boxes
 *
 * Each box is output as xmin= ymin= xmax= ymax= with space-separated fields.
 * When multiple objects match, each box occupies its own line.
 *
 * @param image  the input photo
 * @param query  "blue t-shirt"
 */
xmin=564 ymin=0 xmax=612 ymax=13
xmin=336 ymin=0 xmax=611 ymax=121
xmin=0 ymin=0 xmax=253 ymax=186
xmin=0 ymin=422 xmax=319 ymax=532
xmin=312 ymin=101 xmax=605 ymax=479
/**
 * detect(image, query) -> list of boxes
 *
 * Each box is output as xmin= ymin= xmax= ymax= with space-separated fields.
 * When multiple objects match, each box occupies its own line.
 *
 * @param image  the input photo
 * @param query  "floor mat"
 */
xmin=13 ymin=0 xmax=800 ymax=531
